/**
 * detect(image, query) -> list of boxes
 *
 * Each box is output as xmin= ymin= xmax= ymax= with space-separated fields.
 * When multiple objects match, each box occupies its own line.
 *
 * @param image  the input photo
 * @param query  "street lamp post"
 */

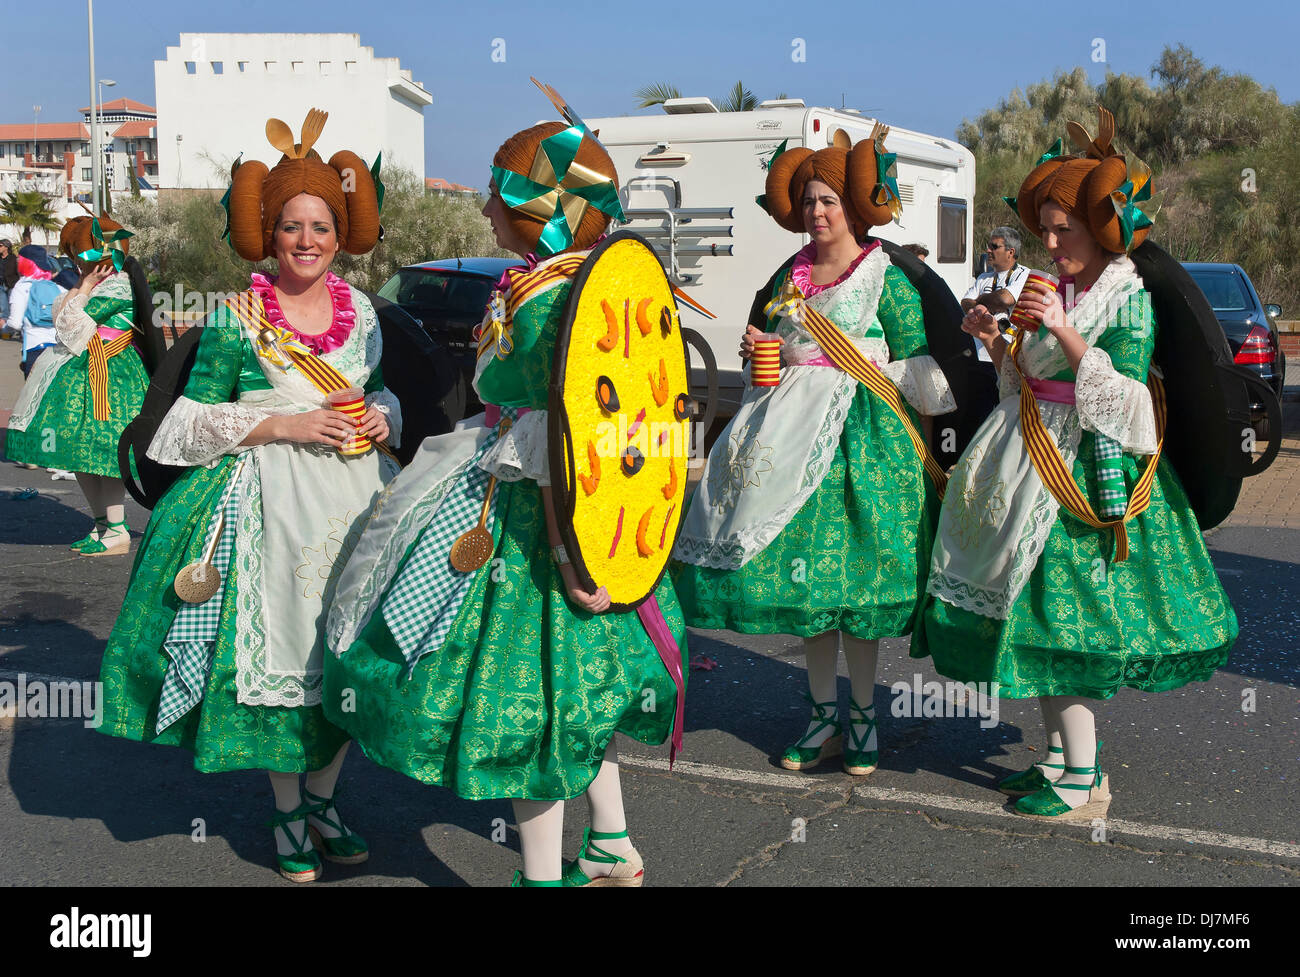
xmin=33 ymin=105 xmax=40 ymax=162
xmin=99 ymin=79 xmax=116 ymax=199
xmin=87 ymin=0 xmax=99 ymax=212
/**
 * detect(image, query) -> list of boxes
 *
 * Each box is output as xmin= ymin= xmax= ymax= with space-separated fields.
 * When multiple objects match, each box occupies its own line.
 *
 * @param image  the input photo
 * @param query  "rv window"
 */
xmin=937 ymin=197 xmax=967 ymax=264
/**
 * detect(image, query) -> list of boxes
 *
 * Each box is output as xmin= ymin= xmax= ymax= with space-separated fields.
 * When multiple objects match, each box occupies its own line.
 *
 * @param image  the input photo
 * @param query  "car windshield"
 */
xmin=378 ymin=268 xmax=494 ymax=321
xmin=1187 ymin=270 xmax=1252 ymax=313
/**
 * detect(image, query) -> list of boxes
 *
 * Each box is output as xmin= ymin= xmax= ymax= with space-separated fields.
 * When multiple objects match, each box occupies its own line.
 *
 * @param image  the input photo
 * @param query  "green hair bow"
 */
xmin=78 ymin=217 xmax=134 ymax=271
xmin=1110 ymin=158 xmax=1153 ymax=251
xmin=490 ymin=124 xmax=625 ymax=258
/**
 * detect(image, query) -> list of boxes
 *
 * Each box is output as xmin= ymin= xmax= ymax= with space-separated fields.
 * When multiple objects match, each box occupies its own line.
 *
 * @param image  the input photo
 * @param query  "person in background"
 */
xmin=902 ymin=242 xmax=929 ymax=262
xmin=0 ymin=239 xmax=20 ymax=339
xmin=961 ymin=226 xmax=1033 ymax=363
xmin=5 ymin=247 xmax=70 ymax=377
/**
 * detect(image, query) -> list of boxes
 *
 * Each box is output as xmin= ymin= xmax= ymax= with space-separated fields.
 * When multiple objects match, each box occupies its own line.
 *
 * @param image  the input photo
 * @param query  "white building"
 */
xmin=154 ymin=33 xmax=431 ymax=190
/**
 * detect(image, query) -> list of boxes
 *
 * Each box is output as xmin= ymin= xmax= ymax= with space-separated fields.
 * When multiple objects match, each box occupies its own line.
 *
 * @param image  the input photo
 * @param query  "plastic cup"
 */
xmin=751 ymin=337 xmax=783 ymax=387
xmin=325 ymin=386 xmax=371 ymax=456
xmin=1009 ymin=272 xmax=1060 ymax=334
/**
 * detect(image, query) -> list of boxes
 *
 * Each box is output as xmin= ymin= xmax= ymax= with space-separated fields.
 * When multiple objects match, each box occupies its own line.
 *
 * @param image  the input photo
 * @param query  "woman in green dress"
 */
xmin=673 ymin=131 xmax=955 ymax=775
xmin=324 ymin=118 xmax=682 ymax=886
xmin=6 ymin=215 xmax=150 ymax=555
xmin=97 ymin=110 xmax=400 ymax=880
xmin=913 ymin=109 xmax=1238 ymax=820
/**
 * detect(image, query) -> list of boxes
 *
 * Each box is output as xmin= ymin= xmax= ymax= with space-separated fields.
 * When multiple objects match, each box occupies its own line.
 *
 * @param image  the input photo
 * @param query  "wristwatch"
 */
xmin=551 ymin=544 xmax=571 ymax=566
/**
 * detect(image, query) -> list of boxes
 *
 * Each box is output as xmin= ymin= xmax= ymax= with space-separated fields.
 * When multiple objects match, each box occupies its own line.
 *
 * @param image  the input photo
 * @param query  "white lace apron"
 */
xmin=927 ymin=256 xmax=1158 ymax=619
xmin=674 ymin=248 xmax=953 ymax=570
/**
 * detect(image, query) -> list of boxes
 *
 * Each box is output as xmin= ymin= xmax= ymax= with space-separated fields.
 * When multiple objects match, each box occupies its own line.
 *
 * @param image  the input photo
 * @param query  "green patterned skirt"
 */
xmin=323 ymin=478 xmax=684 ymax=802
xmin=97 ymin=459 xmax=350 ymax=772
xmin=913 ymin=432 xmax=1238 ymax=698
xmin=672 ymin=386 xmax=940 ymax=639
xmin=6 ymin=345 xmax=147 ymax=476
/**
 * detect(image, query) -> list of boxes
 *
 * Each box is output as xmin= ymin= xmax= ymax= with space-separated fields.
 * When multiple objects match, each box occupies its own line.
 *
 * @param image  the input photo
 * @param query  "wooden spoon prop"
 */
xmin=449 ymin=419 xmax=512 ymax=573
xmin=174 ymin=506 xmax=228 ymax=604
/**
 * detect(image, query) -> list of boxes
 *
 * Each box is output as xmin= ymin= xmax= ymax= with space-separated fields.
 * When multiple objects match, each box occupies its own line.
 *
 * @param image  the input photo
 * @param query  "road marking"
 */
xmin=621 ymin=754 xmax=1300 ymax=861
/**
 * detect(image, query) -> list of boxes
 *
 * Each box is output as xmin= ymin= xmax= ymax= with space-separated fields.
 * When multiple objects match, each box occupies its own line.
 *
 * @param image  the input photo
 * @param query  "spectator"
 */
xmin=961 ymin=226 xmax=1034 ymax=361
xmin=0 ymin=239 xmax=18 ymax=339
xmin=902 ymin=242 xmax=929 ymax=262
xmin=8 ymin=247 xmax=68 ymax=377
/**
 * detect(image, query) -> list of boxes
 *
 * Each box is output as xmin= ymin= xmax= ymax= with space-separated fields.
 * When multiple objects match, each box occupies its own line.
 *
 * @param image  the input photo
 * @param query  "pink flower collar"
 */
xmin=790 ymin=240 xmax=880 ymax=297
xmin=250 ymin=271 xmax=355 ymax=354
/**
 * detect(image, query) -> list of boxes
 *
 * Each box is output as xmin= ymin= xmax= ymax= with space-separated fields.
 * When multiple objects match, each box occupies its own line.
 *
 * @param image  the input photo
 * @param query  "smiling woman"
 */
xmin=96 ymin=109 xmax=403 ymax=884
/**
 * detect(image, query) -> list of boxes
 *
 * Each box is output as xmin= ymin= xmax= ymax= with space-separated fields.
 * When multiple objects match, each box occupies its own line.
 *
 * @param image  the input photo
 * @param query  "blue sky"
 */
xmin=3 ymin=0 xmax=1294 ymax=188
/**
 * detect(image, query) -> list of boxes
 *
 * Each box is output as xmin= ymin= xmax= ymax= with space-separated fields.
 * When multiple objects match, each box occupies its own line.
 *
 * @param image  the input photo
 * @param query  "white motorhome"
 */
xmin=587 ymin=98 xmax=976 ymax=413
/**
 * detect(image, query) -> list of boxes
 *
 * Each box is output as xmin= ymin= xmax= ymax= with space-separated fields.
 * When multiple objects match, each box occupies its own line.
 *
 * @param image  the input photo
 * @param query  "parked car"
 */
xmin=1182 ymin=262 xmax=1286 ymax=439
xmin=376 ymin=257 xmax=524 ymax=414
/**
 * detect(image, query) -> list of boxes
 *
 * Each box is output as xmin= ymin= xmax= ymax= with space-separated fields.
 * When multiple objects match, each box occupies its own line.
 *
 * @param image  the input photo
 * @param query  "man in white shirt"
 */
xmin=962 ymin=226 xmax=1033 ymax=361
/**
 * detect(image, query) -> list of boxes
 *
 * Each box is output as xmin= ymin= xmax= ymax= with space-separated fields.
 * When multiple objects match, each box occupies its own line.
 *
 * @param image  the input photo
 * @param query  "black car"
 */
xmin=377 ymin=257 xmax=525 ymax=413
xmin=1182 ymin=262 xmax=1286 ymax=438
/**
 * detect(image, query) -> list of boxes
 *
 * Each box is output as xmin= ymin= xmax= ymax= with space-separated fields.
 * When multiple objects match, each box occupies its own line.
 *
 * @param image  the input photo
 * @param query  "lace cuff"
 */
xmin=1074 ymin=346 xmax=1158 ymax=453
xmin=53 ymin=293 xmax=96 ymax=355
xmin=996 ymin=348 xmax=1022 ymax=401
xmin=478 ymin=408 xmax=550 ymax=486
xmin=365 ymin=387 xmax=404 ymax=448
xmin=881 ymin=354 xmax=957 ymax=416
xmin=147 ymin=395 xmax=271 ymax=468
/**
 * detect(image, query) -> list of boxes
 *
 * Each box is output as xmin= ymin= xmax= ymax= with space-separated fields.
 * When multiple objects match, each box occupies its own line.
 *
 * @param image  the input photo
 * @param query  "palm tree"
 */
xmin=0 ymin=190 xmax=63 ymax=239
xmin=634 ymin=83 xmax=683 ymax=108
xmin=635 ymin=81 xmax=784 ymax=112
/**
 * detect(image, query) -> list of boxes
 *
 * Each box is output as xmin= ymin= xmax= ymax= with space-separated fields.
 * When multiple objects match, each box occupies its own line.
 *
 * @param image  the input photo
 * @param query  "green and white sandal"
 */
xmin=1013 ymin=750 xmax=1111 ymax=822
xmin=70 ymin=517 xmax=109 ymax=552
xmin=511 ymin=872 xmax=562 ymax=887
xmin=268 ymin=802 xmax=323 ymax=883
xmin=998 ymin=745 xmax=1066 ymax=797
xmin=780 ymin=696 xmax=842 ymax=771
xmin=79 ymin=520 xmax=129 ymax=557
xmin=303 ymin=787 xmax=369 ymax=865
xmin=561 ymin=828 xmax=645 ymax=887
xmin=842 ymin=696 xmax=878 ymax=776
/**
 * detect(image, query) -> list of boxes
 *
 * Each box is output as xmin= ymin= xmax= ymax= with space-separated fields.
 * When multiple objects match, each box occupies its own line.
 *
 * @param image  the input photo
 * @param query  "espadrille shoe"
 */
xmin=268 ymin=802 xmax=323 ymax=883
xmin=998 ymin=745 xmax=1066 ymax=797
xmin=561 ymin=828 xmax=645 ymax=887
xmin=780 ymin=696 xmax=842 ymax=771
xmin=1013 ymin=763 xmax=1111 ymax=822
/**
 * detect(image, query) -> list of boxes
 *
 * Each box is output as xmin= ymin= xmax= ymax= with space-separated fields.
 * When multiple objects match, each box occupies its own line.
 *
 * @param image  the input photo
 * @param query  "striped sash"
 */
xmin=477 ymin=254 xmax=587 ymax=357
xmin=764 ymin=280 xmax=949 ymax=497
xmin=254 ymin=322 xmax=353 ymax=397
xmin=1009 ymin=327 xmax=1166 ymax=562
xmin=87 ymin=331 xmax=135 ymax=421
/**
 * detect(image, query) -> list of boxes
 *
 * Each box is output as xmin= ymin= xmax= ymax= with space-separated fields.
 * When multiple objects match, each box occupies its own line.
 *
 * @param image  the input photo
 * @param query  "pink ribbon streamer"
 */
xmin=635 ymin=595 xmax=685 ymax=766
xmin=1026 ymin=377 xmax=1076 ymax=404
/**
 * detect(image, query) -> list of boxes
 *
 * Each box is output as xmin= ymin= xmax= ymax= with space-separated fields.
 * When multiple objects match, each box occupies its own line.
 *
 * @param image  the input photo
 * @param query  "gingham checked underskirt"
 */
xmin=155 ymin=465 xmax=242 ymax=734
xmin=383 ymin=407 xmax=517 ymax=673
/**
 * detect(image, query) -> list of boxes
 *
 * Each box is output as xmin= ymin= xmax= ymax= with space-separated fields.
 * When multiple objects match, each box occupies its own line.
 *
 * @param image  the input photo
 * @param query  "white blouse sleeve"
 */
xmin=477 ymin=408 xmax=551 ymax=486
xmin=881 ymin=354 xmax=957 ymax=416
xmin=53 ymin=292 xmax=97 ymax=355
xmin=1073 ymin=346 xmax=1158 ymax=454
xmin=365 ymin=387 xmax=404 ymax=448
xmin=996 ymin=346 xmax=1022 ymax=401
xmin=146 ymin=395 xmax=272 ymax=469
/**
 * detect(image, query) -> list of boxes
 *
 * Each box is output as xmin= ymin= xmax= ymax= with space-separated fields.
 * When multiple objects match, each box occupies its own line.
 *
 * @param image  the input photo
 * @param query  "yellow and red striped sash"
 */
xmin=766 ymin=281 xmax=949 ymax=497
xmin=254 ymin=323 xmax=353 ymax=396
xmin=87 ymin=331 xmax=135 ymax=421
xmin=1009 ymin=327 xmax=1166 ymax=562
xmin=477 ymin=254 xmax=587 ymax=357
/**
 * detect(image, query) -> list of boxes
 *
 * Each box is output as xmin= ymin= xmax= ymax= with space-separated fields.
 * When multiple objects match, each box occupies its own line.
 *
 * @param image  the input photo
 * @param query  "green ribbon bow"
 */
xmin=1110 ymin=159 xmax=1153 ymax=251
xmin=219 ymin=154 xmax=243 ymax=246
xmin=754 ymin=138 xmax=789 ymax=213
xmin=77 ymin=217 xmax=134 ymax=271
xmin=1036 ymin=138 xmax=1066 ymax=166
xmin=490 ymin=125 xmax=625 ymax=258
xmin=370 ymin=152 xmax=385 ymax=214
xmin=872 ymin=148 xmax=903 ymax=223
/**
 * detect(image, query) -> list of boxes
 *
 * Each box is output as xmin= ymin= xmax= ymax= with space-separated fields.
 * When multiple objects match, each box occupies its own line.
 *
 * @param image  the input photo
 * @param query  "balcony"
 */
xmin=30 ymin=153 xmax=67 ymax=168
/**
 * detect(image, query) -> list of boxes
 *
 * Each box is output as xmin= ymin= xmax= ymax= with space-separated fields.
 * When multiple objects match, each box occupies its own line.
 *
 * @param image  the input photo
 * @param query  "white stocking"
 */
xmin=512 ymin=799 xmax=563 ymax=883
xmin=578 ymin=741 xmax=635 ymax=877
xmin=1050 ymin=696 xmax=1099 ymax=806
xmin=797 ymin=631 xmax=840 ymax=747
xmin=1035 ymin=696 xmax=1065 ymax=781
xmin=268 ymin=771 xmax=307 ymax=856
xmin=842 ymin=636 xmax=879 ymax=752
xmin=304 ymin=742 xmax=351 ymax=839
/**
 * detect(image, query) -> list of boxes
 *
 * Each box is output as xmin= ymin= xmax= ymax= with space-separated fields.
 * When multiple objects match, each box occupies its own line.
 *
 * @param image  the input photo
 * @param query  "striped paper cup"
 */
xmin=751 ymin=337 xmax=782 ymax=387
xmin=326 ymin=386 xmax=371 ymax=456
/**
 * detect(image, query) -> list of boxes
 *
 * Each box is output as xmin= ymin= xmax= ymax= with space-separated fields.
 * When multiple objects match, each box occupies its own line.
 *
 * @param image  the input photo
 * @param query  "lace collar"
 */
xmin=791 ymin=240 xmax=880 ymax=297
xmin=250 ymin=271 xmax=355 ymax=354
